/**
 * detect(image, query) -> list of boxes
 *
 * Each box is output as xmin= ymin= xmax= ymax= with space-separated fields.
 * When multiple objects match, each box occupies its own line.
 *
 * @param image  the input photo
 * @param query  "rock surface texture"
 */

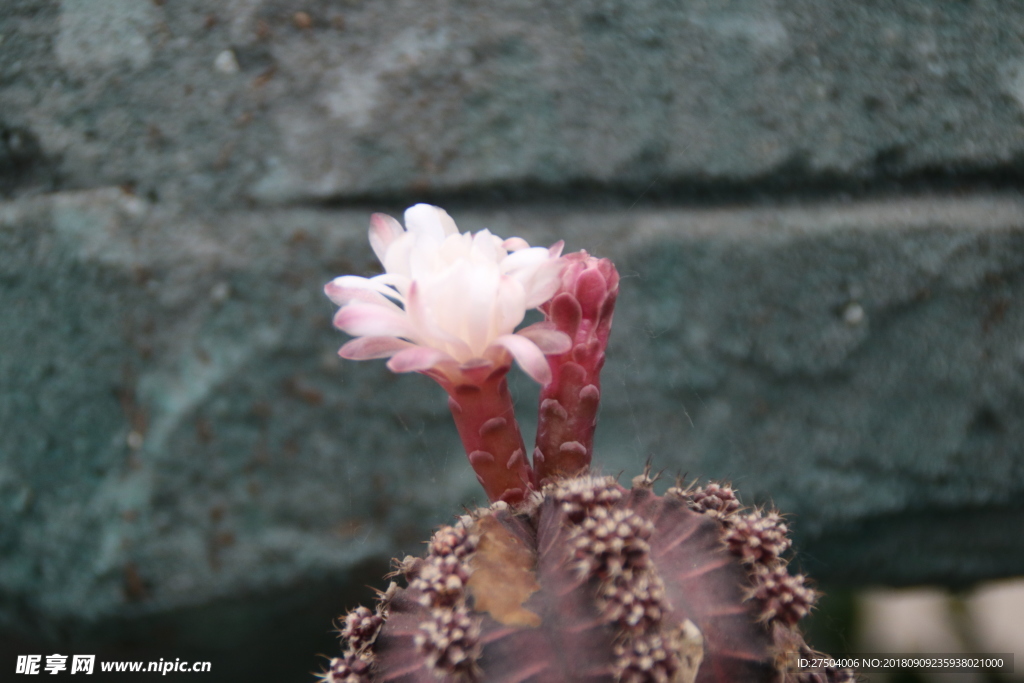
xmin=2 ymin=0 xmax=1024 ymax=680
xmin=3 ymin=1 xmax=1024 ymax=205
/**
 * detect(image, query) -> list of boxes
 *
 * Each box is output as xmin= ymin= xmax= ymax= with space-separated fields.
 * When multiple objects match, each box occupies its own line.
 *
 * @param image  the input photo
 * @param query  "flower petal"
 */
xmin=405 ymin=204 xmax=458 ymax=242
xmin=493 ymin=334 xmax=553 ymax=385
xmin=387 ymin=346 xmax=453 ymax=373
xmin=492 ymin=274 xmax=527 ymax=339
xmin=333 ymin=303 xmax=417 ymax=339
xmin=502 ymin=237 xmax=531 ymax=251
xmin=327 ymin=205 xmax=568 ymax=374
xmin=516 ymin=324 xmax=572 ymax=355
xmin=381 ymin=230 xmax=417 ymax=279
xmin=369 ymin=272 xmax=411 ymax=299
xmin=339 ymin=336 xmax=415 ymax=360
xmin=324 ymin=275 xmax=403 ymax=310
xmin=406 ymin=280 xmax=475 ymax=361
xmin=368 ymin=213 xmax=406 ymax=265
xmin=501 ymin=245 xmax=552 ymax=273
xmin=520 ymin=257 xmax=566 ymax=308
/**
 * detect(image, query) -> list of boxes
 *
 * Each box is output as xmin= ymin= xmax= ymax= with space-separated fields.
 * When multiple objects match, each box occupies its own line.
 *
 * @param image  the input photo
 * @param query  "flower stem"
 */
xmin=434 ymin=365 xmax=533 ymax=505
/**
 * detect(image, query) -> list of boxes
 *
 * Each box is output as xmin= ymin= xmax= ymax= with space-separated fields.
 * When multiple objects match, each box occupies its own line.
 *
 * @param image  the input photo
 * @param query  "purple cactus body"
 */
xmin=319 ymin=476 xmax=852 ymax=683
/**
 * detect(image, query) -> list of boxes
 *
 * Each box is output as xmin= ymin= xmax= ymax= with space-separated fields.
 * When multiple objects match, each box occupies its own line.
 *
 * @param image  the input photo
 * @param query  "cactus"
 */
xmin=319 ymin=207 xmax=854 ymax=683
xmin=317 ymin=475 xmax=853 ymax=683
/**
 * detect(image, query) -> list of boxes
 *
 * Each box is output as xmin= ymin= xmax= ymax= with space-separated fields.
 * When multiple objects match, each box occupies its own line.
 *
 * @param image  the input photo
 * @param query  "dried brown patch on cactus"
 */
xmin=466 ymin=514 xmax=541 ymax=627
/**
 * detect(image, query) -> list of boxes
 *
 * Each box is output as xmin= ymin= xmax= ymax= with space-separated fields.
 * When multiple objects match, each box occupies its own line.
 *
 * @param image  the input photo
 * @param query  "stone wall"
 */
xmin=2 ymin=1 xmax=1023 ymax=680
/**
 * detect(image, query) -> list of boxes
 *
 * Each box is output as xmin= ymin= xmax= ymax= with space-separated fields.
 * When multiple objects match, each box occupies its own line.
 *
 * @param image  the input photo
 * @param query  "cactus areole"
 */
xmin=322 ymin=206 xmax=853 ymax=683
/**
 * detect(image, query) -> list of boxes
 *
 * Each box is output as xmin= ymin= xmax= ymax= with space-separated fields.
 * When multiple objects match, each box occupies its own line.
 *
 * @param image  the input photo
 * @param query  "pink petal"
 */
xmin=493 ymin=334 xmax=552 ymax=385
xmin=339 ymin=336 xmax=415 ymax=360
xmin=548 ymin=240 xmax=565 ymax=258
xmin=333 ymin=303 xmax=416 ymax=339
xmin=387 ymin=346 xmax=452 ymax=373
xmin=516 ymin=324 xmax=571 ymax=355
xmin=368 ymin=213 xmax=405 ymax=264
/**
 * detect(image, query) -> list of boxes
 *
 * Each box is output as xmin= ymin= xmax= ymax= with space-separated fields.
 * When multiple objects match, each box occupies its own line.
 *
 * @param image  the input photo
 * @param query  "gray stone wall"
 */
xmin=2 ymin=1 xmax=1023 ymax=680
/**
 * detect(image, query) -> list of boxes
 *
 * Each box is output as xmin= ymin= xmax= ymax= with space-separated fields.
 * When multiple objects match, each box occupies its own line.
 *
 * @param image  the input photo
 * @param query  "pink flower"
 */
xmin=325 ymin=204 xmax=570 ymax=384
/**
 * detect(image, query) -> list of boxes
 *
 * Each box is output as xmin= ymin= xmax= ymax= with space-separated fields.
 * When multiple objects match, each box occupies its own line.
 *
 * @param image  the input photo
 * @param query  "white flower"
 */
xmin=325 ymin=204 xmax=570 ymax=384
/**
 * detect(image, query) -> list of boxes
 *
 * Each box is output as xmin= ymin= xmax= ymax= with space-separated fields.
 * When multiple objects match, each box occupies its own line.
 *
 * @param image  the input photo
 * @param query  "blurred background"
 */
xmin=2 ymin=1 xmax=1023 ymax=681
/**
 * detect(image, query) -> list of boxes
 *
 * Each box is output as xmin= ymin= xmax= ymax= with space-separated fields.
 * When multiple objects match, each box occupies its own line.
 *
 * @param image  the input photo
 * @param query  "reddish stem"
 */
xmin=533 ymin=253 xmax=619 ymax=484
xmin=428 ymin=363 xmax=533 ymax=505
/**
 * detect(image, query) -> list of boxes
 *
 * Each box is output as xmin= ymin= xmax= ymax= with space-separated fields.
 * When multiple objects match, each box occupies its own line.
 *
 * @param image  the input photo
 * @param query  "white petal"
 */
xmin=516 ymin=324 xmax=572 ymax=355
xmin=492 ymin=275 xmax=527 ymax=338
xmin=470 ymin=229 xmax=505 ymax=264
xmin=387 ymin=346 xmax=452 ymax=373
xmin=493 ymin=334 xmax=553 ymax=385
xmin=434 ymin=206 xmax=460 ymax=236
xmin=404 ymin=204 xmax=458 ymax=242
xmin=324 ymin=276 xmax=403 ymax=309
xmin=502 ymin=237 xmax=531 ymax=251
xmin=368 ymin=272 xmax=411 ymax=299
xmin=406 ymin=280 xmax=474 ymax=361
xmin=501 ymin=246 xmax=552 ymax=273
xmin=339 ymin=336 xmax=415 ymax=360
xmin=436 ymin=232 xmax=472 ymax=269
xmin=520 ymin=257 xmax=566 ymax=308
xmin=368 ymin=213 xmax=405 ymax=265
xmin=381 ymin=231 xmax=417 ymax=278
xmin=333 ymin=303 xmax=416 ymax=339
xmin=458 ymin=262 xmax=503 ymax=354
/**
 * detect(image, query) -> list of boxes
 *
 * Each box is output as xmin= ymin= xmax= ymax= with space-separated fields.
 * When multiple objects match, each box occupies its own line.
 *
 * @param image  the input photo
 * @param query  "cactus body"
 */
xmin=319 ymin=475 xmax=853 ymax=683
